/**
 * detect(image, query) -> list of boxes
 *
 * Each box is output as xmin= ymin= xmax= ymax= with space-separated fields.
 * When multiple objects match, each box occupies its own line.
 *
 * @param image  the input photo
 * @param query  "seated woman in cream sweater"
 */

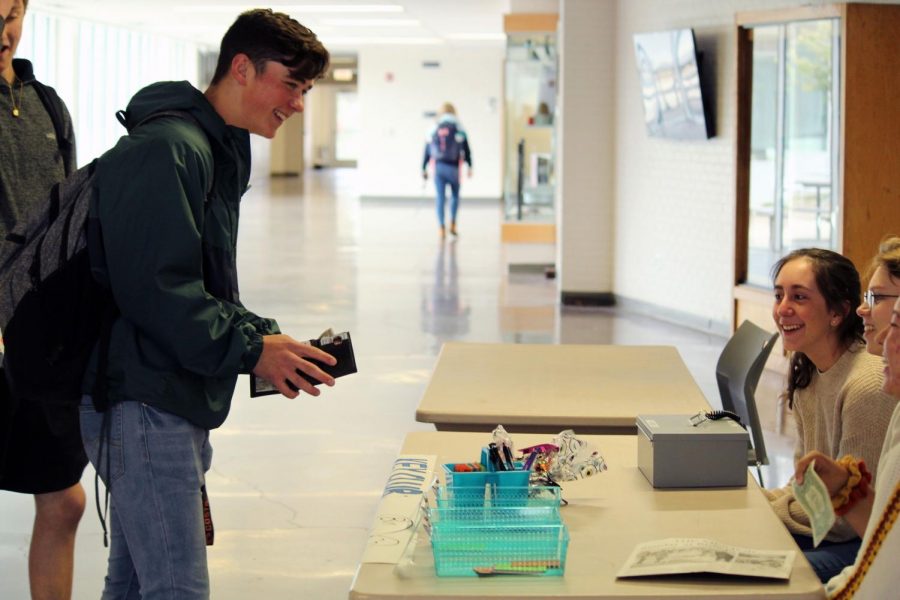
xmin=795 ymin=294 xmax=900 ymax=598
xmin=763 ymin=248 xmax=898 ymax=583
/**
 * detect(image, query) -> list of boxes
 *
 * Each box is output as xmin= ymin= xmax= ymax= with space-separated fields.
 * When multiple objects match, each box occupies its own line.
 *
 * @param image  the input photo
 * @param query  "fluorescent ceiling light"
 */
xmin=320 ymin=18 xmax=420 ymax=27
xmin=445 ymin=33 xmax=506 ymax=41
xmin=321 ymin=36 xmax=443 ymax=45
xmin=173 ymin=4 xmax=404 ymax=14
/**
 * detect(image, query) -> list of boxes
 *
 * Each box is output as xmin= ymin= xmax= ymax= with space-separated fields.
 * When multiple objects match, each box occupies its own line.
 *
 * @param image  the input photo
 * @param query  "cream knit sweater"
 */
xmin=763 ymin=344 xmax=899 ymax=542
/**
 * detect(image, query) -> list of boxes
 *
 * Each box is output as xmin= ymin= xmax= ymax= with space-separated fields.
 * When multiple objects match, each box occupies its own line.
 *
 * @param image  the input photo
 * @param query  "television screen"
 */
xmin=633 ymin=28 xmax=712 ymax=140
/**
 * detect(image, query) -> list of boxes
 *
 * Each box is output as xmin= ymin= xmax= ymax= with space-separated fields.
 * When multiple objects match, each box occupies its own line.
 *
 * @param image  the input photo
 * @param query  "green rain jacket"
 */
xmin=84 ymin=81 xmax=278 ymax=429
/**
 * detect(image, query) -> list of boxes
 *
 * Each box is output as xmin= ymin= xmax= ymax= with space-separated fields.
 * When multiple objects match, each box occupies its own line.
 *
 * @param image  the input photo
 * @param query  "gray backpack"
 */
xmin=0 ymin=110 xmax=201 ymax=419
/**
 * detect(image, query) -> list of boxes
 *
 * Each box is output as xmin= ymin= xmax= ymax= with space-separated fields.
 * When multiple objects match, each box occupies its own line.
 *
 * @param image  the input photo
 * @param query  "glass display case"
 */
xmin=503 ymin=32 xmax=558 ymax=222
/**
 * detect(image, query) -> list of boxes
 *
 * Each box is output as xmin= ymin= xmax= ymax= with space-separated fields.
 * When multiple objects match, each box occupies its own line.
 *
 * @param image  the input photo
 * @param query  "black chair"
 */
xmin=715 ymin=320 xmax=779 ymax=485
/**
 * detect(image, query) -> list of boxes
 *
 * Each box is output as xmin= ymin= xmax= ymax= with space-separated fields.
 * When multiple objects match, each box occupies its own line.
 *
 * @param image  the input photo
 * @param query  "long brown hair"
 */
xmin=772 ymin=248 xmax=864 ymax=408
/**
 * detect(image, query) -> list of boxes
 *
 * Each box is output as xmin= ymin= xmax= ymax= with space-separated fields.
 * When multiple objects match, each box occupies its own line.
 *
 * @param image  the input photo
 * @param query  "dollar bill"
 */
xmin=791 ymin=460 xmax=835 ymax=547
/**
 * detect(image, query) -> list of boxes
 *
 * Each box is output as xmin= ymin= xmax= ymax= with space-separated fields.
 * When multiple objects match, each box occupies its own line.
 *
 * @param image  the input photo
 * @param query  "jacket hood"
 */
xmin=122 ymin=81 xmax=249 ymax=162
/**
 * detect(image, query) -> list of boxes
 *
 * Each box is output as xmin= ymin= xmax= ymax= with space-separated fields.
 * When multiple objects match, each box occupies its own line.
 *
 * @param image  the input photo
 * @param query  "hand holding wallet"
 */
xmin=250 ymin=329 xmax=358 ymax=397
xmin=295 ymin=329 xmax=357 ymax=386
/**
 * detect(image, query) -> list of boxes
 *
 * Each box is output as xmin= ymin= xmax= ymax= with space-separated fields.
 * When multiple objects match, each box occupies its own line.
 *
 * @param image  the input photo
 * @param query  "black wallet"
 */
xmin=250 ymin=330 xmax=357 ymax=397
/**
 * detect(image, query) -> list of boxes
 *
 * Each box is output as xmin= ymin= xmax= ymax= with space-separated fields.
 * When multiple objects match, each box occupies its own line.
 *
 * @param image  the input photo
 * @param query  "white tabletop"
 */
xmin=349 ymin=432 xmax=824 ymax=600
xmin=415 ymin=343 xmax=711 ymax=434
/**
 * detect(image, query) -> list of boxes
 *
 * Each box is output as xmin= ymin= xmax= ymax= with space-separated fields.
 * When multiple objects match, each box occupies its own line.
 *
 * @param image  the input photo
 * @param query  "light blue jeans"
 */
xmin=434 ymin=161 xmax=460 ymax=228
xmin=80 ymin=397 xmax=212 ymax=599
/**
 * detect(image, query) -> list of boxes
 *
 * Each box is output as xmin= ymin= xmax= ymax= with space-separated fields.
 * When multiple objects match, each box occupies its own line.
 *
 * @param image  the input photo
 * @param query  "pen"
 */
xmin=487 ymin=443 xmax=506 ymax=471
xmin=501 ymin=445 xmax=515 ymax=470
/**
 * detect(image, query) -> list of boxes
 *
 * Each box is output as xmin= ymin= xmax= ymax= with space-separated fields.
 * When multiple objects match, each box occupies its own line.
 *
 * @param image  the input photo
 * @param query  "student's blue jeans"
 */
xmin=80 ymin=397 xmax=212 ymax=599
xmin=433 ymin=161 xmax=460 ymax=228
xmin=792 ymin=533 xmax=862 ymax=583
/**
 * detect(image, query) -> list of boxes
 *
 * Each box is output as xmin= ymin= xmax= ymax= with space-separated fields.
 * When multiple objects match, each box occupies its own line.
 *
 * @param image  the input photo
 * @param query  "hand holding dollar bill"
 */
xmin=791 ymin=460 xmax=836 ymax=547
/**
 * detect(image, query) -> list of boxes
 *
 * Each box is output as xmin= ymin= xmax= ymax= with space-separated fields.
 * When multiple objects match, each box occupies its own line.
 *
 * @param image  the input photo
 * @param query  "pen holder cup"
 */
xmin=433 ymin=485 xmax=562 ymax=509
xmin=441 ymin=463 xmax=530 ymax=491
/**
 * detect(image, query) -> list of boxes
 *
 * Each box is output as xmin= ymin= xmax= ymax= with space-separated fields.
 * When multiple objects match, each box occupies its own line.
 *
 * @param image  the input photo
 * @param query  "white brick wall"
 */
xmin=589 ymin=0 xmax=899 ymax=331
xmin=612 ymin=0 xmax=768 ymax=329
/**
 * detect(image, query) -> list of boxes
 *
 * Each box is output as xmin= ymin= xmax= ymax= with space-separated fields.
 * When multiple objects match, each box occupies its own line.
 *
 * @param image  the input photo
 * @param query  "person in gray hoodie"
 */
xmin=0 ymin=1 xmax=86 ymax=598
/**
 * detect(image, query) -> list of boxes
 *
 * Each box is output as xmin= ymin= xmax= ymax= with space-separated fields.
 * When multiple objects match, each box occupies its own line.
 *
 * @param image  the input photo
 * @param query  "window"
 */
xmin=746 ymin=19 xmax=840 ymax=286
xmin=20 ymin=10 xmax=200 ymax=167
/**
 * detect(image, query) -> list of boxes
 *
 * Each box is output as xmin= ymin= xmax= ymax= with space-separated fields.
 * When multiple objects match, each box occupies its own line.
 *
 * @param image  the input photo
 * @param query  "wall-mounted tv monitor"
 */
xmin=633 ymin=28 xmax=712 ymax=140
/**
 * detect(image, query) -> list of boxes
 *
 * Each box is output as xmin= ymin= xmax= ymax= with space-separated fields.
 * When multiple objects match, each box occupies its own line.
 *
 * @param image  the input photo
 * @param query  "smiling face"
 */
xmin=242 ymin=59 xmax=312 ymax=139
xmin=879 ymin=297 xmax=900 ymax=397
xmin=857 ymin=266 xmax=900 ymax=356
xmin=0 ymin=0 xmax=22 ymax=84
xmin=773 ymin=257 xmax=845 ymax=369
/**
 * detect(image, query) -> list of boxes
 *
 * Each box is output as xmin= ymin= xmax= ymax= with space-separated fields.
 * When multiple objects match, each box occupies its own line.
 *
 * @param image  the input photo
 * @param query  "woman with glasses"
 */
xmin=764 ymin=248 xmax=898 ymax=583
xmin=794 ymin=296 xmax=900 ymax=598
xmin=857 ymin=236 xmax=900 ymax=357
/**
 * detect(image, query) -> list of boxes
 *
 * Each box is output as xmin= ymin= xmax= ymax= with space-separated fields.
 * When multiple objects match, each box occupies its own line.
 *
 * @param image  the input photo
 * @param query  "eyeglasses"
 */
xmin=863 ymin=290 xmax=900 ymax=307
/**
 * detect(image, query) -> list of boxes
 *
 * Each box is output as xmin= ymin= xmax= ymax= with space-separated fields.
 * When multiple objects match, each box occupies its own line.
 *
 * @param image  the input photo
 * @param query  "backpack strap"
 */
xmin=31 ymin=81 xmax=76 ymax=176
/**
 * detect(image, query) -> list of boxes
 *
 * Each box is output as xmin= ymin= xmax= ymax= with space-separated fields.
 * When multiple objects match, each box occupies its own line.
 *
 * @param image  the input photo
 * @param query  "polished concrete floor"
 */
xmin=0 ymin=168 xmax=797 ymax=599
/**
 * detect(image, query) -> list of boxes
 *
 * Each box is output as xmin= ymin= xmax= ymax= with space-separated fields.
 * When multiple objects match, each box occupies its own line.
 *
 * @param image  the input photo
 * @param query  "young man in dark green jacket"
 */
xmin=79 ymin=10 xmax=331 ymax=598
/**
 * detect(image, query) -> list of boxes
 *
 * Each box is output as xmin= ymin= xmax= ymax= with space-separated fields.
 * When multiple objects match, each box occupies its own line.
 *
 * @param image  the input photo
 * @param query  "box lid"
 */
xmin=636 ymin=414 xmax=749 ymax=442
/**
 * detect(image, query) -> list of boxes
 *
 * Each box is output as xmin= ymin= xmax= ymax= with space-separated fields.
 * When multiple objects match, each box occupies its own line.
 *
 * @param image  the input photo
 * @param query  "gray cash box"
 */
xmin=636 ymin=414 xmax=750 ymax=488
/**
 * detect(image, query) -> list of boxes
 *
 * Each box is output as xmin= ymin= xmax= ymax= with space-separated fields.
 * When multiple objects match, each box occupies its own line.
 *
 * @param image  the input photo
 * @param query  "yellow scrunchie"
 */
xmin=831 ymin=455 xmax=863 ymax=510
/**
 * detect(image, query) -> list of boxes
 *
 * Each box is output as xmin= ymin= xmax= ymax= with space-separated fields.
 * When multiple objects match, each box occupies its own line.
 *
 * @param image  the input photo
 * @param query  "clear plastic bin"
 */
xmin=430 ymin=521 xmax=569 ymax=577
xmin=428 ymin=504 xmax=561 ymax=526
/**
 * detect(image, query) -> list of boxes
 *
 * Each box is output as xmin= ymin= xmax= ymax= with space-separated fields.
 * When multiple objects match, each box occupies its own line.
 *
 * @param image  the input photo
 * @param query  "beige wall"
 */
xmin=270 ymin=114 xmax=304 ymax=176
xmin=556 ymin=0 xmax=616 ymax=295
xmin=356 ymin=45 xmax=505 ymax=200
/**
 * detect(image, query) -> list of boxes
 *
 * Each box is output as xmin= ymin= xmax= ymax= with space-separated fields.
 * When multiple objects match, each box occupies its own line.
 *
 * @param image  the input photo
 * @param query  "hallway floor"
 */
xmin=0 ymin=168 xmax=796 ymax=599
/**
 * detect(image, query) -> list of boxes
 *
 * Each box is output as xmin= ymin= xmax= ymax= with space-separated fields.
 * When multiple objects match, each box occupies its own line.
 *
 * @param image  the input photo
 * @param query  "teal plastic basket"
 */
xmin=432 ymin=449 xmax=568 ymax=576
xmin=433 ymin=485 xmax=562 ymax=509
xmin=430 ymin=521 xmax=569 ymax=577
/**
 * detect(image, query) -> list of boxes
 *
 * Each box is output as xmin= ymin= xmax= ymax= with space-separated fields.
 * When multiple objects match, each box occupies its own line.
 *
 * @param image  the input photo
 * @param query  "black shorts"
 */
xmin=0 ymin=377 xmax=88 ymax=495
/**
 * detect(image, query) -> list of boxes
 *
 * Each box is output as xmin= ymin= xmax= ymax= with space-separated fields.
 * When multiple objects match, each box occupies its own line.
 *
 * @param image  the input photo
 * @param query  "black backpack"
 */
xmin=429 ymin=121 xmax=464 ymax=164
xmin=0 ymin=110 xmax=203 ymax=419
xmin=0 ymin=160 xmax=112 ymax=425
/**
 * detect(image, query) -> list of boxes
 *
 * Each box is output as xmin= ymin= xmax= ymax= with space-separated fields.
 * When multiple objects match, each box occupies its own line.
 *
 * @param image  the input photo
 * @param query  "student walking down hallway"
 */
xmin=422 ymin=102 xmax=472 ymax=240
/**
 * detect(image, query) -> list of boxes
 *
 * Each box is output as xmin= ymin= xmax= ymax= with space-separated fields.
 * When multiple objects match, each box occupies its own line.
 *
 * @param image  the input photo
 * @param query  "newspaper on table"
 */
xmin=791 ymin=459 xmax=836 ymax=547
xmin=617 ymin=538 xmax=796 ymax=580
xmin=361 ymin=454 xmax=436 ymax=564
